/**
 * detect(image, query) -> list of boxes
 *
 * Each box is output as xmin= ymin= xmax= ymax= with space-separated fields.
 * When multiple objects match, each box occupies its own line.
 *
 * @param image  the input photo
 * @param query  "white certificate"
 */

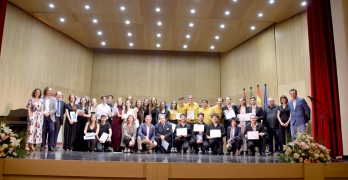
xmin=210 ymin=129 xmax=221 ymax=138
xmin=225 ymin=110 xmax=236 ymax=119
xmin=247 ymin=131 xmax=259 ymax=140
xmin=193 ymin=124 xmax=204 ymax=132
xmin=83 ymin=135 xmax=95 ymax=140
xmin=111 ymin=107 xmax=118 ymax=116
xmin=100 ymin=132 xmax=109 ymax=143
xmin=70 ymin=112 xmax=77 ymax=122
xmin=187 ymin=110 xmax=195 ymax=119
xmin=176 ymin=128 xmax=187 ymax=136
xmin=85 ymin=132 xmax=95 ymax=137
xmin=161 ymin=140 xmax=169 ymax=151
xmin=237 ymin=113 xmax=253 ymax=121
xmin=176 ymin=113 xmax=181 ymax=120
xmin=77 ymin=109 xmax=85 ymax=116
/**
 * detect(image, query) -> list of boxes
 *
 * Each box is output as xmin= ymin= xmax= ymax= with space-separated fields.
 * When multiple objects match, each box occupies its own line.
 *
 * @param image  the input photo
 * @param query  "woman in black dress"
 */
xmin=64 ymin=94 xmax=78 ymax=152
xmin=149 ymin=97 xmax=158 ymax=126
xmin=156 ymin=101 xmax=169 ymax=123
xmin=143 ymin=98 xmax=150 ymax=118
xmin=277 ymin=95 xmax=291 ymax=152
xmin=76 ymin=96 xmax=91 ymax=151
xmin=135 ymin=99 xmax=144 ymax=124
xmin=84 ymin=114 xmax=99 ymax=152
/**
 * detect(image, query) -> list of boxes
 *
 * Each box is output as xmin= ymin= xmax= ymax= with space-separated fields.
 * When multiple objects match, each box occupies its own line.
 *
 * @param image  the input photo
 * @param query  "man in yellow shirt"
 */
xmin=198 ymin=98 xmax=212 ymax=124
xmin=211 ymin=97 xmax=224 ymax=125
xmin=186 ymin=94 xmax=199 ymax=125
xmin=177 ymin=96 xmax=187 ymax=124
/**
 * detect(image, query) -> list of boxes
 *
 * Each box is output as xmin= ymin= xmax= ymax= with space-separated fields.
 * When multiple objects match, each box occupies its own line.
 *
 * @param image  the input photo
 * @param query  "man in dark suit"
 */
xmin=222 ymin=97 xmax=238 ymax=132
xmin=226 ymin=117 xmax=242 ymax=155
xmin=41 ymin=86 xmax=57 ymax=151
xmin=247 ymin=96 xmax=264 ymax=124
xmin=53 ymin=91 xmax=65 ymax=149
xmin=207 ymin=113 xmax=226 ymax=155
xmin=137 ymin=115 xmax=157 ymax=154
xmin=155 ymin=115 xmax=172 ymax=154
xmin=244 ymin=114 xmax=267 ymax=156
xmin=190 ymin=112 xmax=209 ymax=154
xmin=288 ymin=89 xmax=311 ymax=140
xmin=174 ymin=114 xmax=192 ymax=154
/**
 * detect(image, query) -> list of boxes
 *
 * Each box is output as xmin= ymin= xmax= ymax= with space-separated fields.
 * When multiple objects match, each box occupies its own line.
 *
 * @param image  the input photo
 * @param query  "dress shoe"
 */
xmin=48 ymin=147 xmax=55 ymax=151
xmin=183 ymin=150 xmax=187 ymax=154
xmin=260 ymin=152 xmax=266 ymax=156
xmin=104 ymin=148 xmax=112 ymax=152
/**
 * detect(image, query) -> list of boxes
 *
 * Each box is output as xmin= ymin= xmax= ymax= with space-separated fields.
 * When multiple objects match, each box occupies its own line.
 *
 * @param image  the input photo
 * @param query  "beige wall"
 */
xmin=91 ymin=50 xmax=220 ymax=105
xmin=331 ymin=0 xmax=348 ymax=155
xmin=0 ymin=3 xmax=94 ymax=115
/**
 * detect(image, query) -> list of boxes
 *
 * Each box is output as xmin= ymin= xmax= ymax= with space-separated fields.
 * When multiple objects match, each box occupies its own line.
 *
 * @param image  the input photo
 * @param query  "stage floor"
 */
xmin=28 ymin=149 xmax=286 ymax=163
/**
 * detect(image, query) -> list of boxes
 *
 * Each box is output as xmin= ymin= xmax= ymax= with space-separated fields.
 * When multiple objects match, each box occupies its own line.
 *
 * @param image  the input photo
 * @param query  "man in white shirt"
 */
xmin=96 ymin=95 xmax=111 ymax=121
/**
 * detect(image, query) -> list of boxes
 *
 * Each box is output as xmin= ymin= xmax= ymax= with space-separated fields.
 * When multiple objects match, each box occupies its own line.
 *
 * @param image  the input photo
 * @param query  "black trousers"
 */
xmin=227 ymin=138 xmax=242 ymax=152
xmin=122 ymin=136 xmax=134 ymax=148
xmin=189 ymin=139 xmax=209 ymax=153
xmin=208 ymin=139 xmax=224 ymax=154
xmin=155 ymin=137 xmax=171 ymax=153
xmin=247 ymin=136 xmax=267 ymax=153
xmin=279 ymin=125 xmax=290 ymax=152
xmin=174 ymin=137 xmax=190 ymax=152
xmin=267 ymin=128 xmax=280 ymax=152
xmin=53 ymin=116 xmax=63 ymax=147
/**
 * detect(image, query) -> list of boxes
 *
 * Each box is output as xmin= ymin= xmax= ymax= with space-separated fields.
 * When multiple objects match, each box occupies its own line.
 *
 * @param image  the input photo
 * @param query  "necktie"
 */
xmin=56 ymin=100 xmax=60 ymax=117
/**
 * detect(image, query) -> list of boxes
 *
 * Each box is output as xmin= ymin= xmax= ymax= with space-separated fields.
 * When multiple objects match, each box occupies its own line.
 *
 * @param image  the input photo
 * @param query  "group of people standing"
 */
xmin=25 ymin=86 xmax=310 ymax=155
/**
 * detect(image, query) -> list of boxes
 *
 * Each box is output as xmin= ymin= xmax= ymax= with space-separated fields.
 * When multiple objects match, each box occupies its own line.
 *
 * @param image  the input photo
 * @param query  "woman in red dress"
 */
xmin=111 ymin=97 xmax=123 ymax=152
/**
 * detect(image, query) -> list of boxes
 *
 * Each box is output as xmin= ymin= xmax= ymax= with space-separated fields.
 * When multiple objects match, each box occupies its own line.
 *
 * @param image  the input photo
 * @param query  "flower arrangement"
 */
xmin=0 ymin=122 xmax=28 ymax=158
xmin=280 ymin=132 xmax=330 ymax=163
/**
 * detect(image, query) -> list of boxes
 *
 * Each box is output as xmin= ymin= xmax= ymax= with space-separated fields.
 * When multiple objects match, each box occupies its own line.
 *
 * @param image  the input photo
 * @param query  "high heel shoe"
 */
xmin=25 ymin=145 xmax=30 ymax=151
xmin=30 ymin=145 xmax=36 ymax=152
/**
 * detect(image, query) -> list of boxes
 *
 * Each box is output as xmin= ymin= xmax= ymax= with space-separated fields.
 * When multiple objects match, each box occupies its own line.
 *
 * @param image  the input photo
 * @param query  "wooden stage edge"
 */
xmin=0 ymin=159 xmax=347 ymax=180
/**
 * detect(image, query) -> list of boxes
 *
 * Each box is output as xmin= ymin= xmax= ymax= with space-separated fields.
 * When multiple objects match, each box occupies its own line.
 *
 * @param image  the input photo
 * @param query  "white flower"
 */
xmin=12 ymin=152 xmax=17 ymax=156
xmin=318 ymin=145 xmax=327 ymax=151
xmin=10 ymin=137 xmax=21 ymax=147
xmin=2 ymin=144 xmax=8 ymax=149
xmin=299 ymin=142 xmax=306 ymax=147
xmin=301 ymin=153 xmax=305 ymax=157
xmin=3 ymin=126 xmax=12 ymax=134
xmin=314 ymin=153 xmax=319 ymax=159
xmin=293 ymin=153 xmax=300 ymax=159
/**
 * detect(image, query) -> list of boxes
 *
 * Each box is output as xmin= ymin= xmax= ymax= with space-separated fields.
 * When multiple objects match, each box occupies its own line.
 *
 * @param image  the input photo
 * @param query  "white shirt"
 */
xmin=45 ymin=97 xmax=50 ymax=112
xmin=96 ymin=103 xmax=111 ymax=119
xmin=231 ymin=127 xmax=235 ymax=139
xmin=146 ymin=125 xmax=150 ymax=138
xmin=293 ymin=100 xmax=296 ymax=109
xmin=252 ymin=106 xmax=256 ymax=114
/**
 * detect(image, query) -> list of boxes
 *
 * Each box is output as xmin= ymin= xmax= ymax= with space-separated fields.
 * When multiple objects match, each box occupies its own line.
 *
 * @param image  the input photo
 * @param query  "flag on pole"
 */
xmin=243 ymin=88 xmax=246 ymax=100
xmin=263 ymin=84 xmax=268 ymax=108
xmin=256 ymin=85 xmax=262 ymax=106
xmin=250 ymin=87 xmax=253 ymax=105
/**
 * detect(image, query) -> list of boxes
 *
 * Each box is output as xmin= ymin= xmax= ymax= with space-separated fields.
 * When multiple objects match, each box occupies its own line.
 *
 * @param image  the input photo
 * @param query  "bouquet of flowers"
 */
xmin=280 ymin=132 xmax=330 ymax=163
xmin=0 ymin=122 xmax=28 ymax=158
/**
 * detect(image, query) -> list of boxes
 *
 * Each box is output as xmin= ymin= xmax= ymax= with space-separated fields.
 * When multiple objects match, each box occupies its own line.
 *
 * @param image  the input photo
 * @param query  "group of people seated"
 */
xmin=25 ymin=86 xmax=309 ymax=156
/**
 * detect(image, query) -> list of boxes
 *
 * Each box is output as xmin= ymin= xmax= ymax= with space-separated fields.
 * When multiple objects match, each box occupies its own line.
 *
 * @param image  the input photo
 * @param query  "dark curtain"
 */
xmin=0 ymin=0 xmax=8 ymax=55
xmin=307 ymin=0 xmax=343 ymax=157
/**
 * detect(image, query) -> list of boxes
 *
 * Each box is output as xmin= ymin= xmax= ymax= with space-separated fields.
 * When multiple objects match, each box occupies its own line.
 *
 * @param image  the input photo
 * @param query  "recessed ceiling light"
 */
xmin=191 ymin=9 xmax=195 ymax=14
xmin=60 ymin=18 xmax=65 ymax=22
xmin=120 ymin=6 xmax=125 ymax=11
xmin=157 ymin=33 xmax=161 ymax=37
xmin=85 ymin=5 xmax=90 ymax=9
xmin=157 ymin=21 xmax=162 ymax=26
xmin=258 ymin=13 xmax=263 ymax=17
xmin=186 ymin=35 xmax=190 ymax=38
xmin=233 ymin=0 xmax=237 ymax=2
xmin=49 ymin=4 xmax=54 ymax=8
xmin=251 ymin=26 xmax=255 ymax=30
xmin=215 ymin=36 xmax=219 ymax=40
xmin=269 ymin=0 xmax=274 ymax=4
xmin=127 ymin=32 xmax=132 ymax=36
xmin=301 ymin=1 xmax=307 ymax=6
xmin=93 ymin=19 xmax=98 ymax=23
xmin=183 ymin=45 xmax=187 ymax=48
xmin=156 ymin=8 xmax=160 ymax=12
xmin=156 ymin=44 xmax=160 ymax=47
xmin=220 ymin=24 xmax=225 ymax=28
xmin=125 ymin=20 xmax=130 ymax=24
xmin=129 ymin=43 xmax=133 ymax=47
xmin=210 ymin=46 xmax=215 ymax=49
xmin=97 ymin=31 xmax=102 ymax=35
xmin=189 ymin=23 xmax=194 ymax=27
xmin=225 ymin=11 xmax=230 ymax=15
xmin=101 ymin=42 xmax=106 ymax=46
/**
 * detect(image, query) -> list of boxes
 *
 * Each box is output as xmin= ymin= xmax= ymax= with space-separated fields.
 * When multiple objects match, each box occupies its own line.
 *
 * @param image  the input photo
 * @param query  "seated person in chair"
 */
xmin=226 ymin=117 xmax=242 ymax=155
xmin=244 ymin=114 xmax=267 ymax=156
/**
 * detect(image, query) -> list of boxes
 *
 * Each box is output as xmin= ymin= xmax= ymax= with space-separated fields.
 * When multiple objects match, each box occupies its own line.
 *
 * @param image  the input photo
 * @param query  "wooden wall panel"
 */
xmin=0 ymin=3 xmax=93 ymax=116
xmin=91 ymin=50 xmax=220 ymax=105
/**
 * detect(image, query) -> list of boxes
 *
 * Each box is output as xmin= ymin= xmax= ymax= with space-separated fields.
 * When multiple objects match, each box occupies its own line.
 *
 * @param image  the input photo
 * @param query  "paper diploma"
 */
xmin=176 ymin=128 xmax=187 ymax=136
xmin=193 ymin=124 xmax=204 ymax=132
xmin=70 ymin=112 xmax=77 ymax=122
xmin=83 ymin=135 xmax=95 ymax=140
xmin=77 ymin=109 xmax=85 ymax=116
xmin=225 ymin=110 xmax=236 ymax=119
xmin=176 ymin=113 xmax=181 ymax=120
xmin=187 ymin=111 xmax=194 ymax=119
xmin=237 ymin=113 xmax=253 ymax=121
xmin=100 ymin=132 xmax=109 ymax=143
xmin=210 ymin=129 xmax=221 ymax=138
xmin=247 ymin=131 xmax=259 ymax=140
xmin=161 ymin=140 xmax=169 ymax=151
xmin=111 ymin=107 xmax=118 ymax=116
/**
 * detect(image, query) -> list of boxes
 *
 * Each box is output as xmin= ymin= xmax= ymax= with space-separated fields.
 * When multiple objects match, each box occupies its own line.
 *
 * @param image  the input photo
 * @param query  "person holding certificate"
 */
xmin=222 ymin=97 xmax=237 ymax=132
xmin=168 ymin=101 xmax=179 ymax=125
xmin=190 ymin=113 xmax=209 ymax=154
xmin=156 ymin=101 xmax=169 ymax=123
xmin=177 ymin=96 xmax=187 ymax=124
xmin=186 ymin=94 xmax=199 ymax=126
xmin=174 ymin=114 xmax=192 ymax=154
xmin=198 ymin=99 xmax=212 ymax=124
xmin=244 ymin=114 xmax=267 ymax=156
xmin=226 ymin=118 xmax=242 ymax=155
xmin=236 ymin=97 xmax=248 ymax=154
xmin=155 ymin=115 xmax=172 ymax=154
xmin=137 ymin=115 xmax=157 ymax=154
xmin=84 ymin=114 xmax=99 ymax=152
xmin=206 ymin=113 xmax=226 ymax=155
xmin=122 ymin=115 xmax=137 ymax=153
xmin=75 ymin=96 xmax=91 ymax=151
xmin=96 ymin=115 xmax=112 ymax=152
xmin=63 ymin=94 xmax=78 ymax=152
xmin=247 ymin=96 xmax=264 ymax=124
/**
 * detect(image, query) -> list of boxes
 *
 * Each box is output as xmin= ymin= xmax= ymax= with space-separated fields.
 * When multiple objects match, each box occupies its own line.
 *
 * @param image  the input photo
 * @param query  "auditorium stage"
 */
xmin=0 ymin=150 xmax=348 ymax=180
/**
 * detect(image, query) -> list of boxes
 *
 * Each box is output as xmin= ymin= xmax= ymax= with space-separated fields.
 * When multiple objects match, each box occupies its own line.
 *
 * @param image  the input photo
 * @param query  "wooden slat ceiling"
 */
xmin=9 ymin=0 xmax=307 ymax=52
